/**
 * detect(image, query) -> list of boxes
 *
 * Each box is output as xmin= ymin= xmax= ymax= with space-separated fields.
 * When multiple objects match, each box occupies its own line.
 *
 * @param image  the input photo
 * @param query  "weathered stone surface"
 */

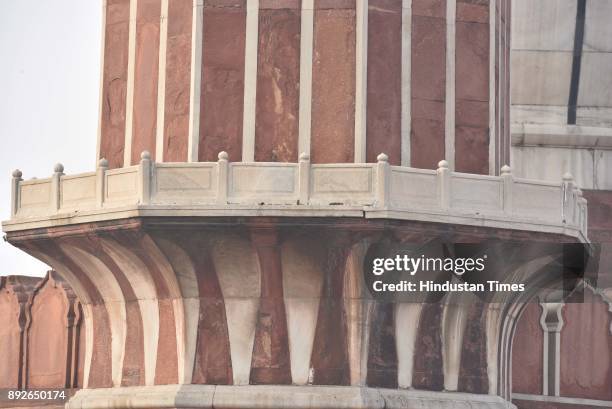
xmin=199 ymin=1 xmax=246 ymax=162
xmin=311 ymin=5 xmax=356 ymax=163
xmin=412 ymin=303 xmax=444 ymax=390
xmin=0 ymin=276 xmax=37 ymax=389
xmin=100 ymin=0 xmax=130 ymax=169
xmin=560 ymin=290 xmax=612 ymax=401
xmin=411 ymin=12 xmax=446 ymax=169
xmin=410 ymin=99 xmax=445 ymax=169
xmin=249 ymin=228 xmax=291 ymax=384
xmin=163 ymin=0 xmax=192 ymax=162
xmin=26 ymin=272 xmax=78 ymax=388
xmin=366 ymin=302 xmax=398 ymax=388
xmin=511 ymin=302 xmax=544 ymax=395
xmin=366 ymin=0 xmax=402 ymax=165
xmin=457 ymin=301 xmax=488 ymax=394
xmin=131 ymin=0 xmax=161 ymax=164
xmin=254 ymin=7 xmax=301 ymax=163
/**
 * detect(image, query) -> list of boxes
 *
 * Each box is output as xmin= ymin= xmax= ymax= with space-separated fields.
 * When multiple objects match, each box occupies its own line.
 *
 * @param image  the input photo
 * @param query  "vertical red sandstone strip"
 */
xmin=310 ymin=2 xmax=356 ymax=164
xmin=253 ymin=2 xmax=301 ymax=163
xmin=66 ymin=237 xmax=146 ymax=387
xmin=410 ymin=0 xmax=446 ymax=169
xmin=366 ymin=302 xmax=398 ymax=388
xmin=163 ymin=0 xmax=193 ymax=162
xmin=412 ymin=303 xmax=444 ymax=390
xmin=199 ymin=0 xmax=247 ymax=162
xmin=366 ymin=0 xmax=402 ymax=165
xmin=131 ymin=0 xmax=162 ymax=164
xmin=457 ymin=301 xmax=488 ymax=393
xmin=249 ymin=228 xmax=291 ymax=384
xmin=455 ymin=0 xmax=490 ymax=174
xmin=100 ymin=0 xmax=130 ymax=169
xmin=169 ymin=233 xmax=232 ymax=385
xmin=510 ymin=302 xmax=543 ymax=395
xmin=310 ymin=236 xmax=350 ymax=385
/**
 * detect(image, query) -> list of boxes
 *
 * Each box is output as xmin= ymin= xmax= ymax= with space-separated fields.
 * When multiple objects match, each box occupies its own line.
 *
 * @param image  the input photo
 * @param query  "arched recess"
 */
xmin=24 ymin=271 xmax=81 ymax=389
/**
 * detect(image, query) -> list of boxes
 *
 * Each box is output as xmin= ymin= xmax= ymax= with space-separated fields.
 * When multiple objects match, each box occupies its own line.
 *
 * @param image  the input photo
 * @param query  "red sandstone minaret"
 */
xmin=98 ymin=0 xmax=511 ymax=174
xmin=3 ymin=1 xmax=595 ymax=409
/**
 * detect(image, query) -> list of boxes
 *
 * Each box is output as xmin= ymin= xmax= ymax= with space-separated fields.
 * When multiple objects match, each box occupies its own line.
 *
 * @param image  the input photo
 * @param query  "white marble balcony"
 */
xmin=2 ymin=151 xmax=588 ymax=241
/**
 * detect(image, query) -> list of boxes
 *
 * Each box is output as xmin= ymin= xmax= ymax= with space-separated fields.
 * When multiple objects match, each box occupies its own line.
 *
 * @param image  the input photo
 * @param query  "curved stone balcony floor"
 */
xmin=3 ymin=152 xmax=588 ymax=241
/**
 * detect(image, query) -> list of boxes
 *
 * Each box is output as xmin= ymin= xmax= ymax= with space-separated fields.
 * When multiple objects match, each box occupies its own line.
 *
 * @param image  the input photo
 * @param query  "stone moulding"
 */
xmin=3 ymin=152 xmax=588 ymax=242
xmin=65 ymin=384 xmax=517 ymax=409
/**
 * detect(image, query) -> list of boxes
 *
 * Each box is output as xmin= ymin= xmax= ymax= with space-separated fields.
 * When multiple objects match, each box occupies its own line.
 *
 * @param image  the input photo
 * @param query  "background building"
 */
xmin=0 ymin=1 xmax=610 ymax=408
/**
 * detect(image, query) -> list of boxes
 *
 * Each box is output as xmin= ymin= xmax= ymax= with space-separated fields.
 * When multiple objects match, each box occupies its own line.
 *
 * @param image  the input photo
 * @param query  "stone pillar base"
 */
xmin=66 ymin=385 xmax=516 ymax=409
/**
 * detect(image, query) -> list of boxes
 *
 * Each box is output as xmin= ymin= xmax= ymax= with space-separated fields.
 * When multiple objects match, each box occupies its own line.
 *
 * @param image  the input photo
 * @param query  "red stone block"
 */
xmin=254 ymin=8 xmax=301 ymax=163
xmin=311 ymin=8 xmax=356 ymax=163
xmin=199 ymin=1 xmax=246 ymax=162
xmin=366 ymin=0 xmax=402 ymax=165
xmin=163 ymin=0 xmax=192 ymax=162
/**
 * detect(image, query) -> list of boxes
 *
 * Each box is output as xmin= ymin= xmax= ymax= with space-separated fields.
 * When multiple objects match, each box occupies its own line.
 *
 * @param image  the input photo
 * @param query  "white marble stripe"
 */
xmin=188 ymin=0 xmax=204 ymax=162
xmin=488 ymin=0 xmax=497 ymax=175
xmin=445 ymin=0 xmax=456 ymax=170
xmin=298 ymin=0 xmax=314 ymax=157
xmin=96 ymin=0 xmax=107 ymax=165
xmin=212 ymin=235 xmax=261 ymax=385
xmin=354 ymin=0 xmax=368 ymax=163
xmin=242 ymin=0 xmax=259 ymax=162
xmin=124 ymin=0 xmax=138 ymax=167
xmin=400 ymin=0 xmax=412 ymax=167
xmin=441 ymin=300 xmax=469 ymax=391
xmin=395 ymin=303 xmax=422 ymax=388
xmin=156 ymin=0 xmax=169 ymax=162
xmin=100 ymin=238 xmax=160 ymax=387
xmin=281 ymin=239 xmax=323 ymax=385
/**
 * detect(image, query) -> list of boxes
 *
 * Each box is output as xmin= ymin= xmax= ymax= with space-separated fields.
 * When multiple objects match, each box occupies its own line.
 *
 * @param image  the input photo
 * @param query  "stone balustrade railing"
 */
xmin=3 ymin=151 xmax=588 ymax=240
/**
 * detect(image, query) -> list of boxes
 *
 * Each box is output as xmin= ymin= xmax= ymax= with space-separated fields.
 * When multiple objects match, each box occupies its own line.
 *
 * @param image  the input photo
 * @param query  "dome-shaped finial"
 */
xmin=12 ymin=169 xmax=22 ymax=178
xmin=562 ymin=172 xmax=574 ymax=182
xmin=501 ymin=164 xmax=512 ymax=175
xmin=218 ymin=151 xmax=228 ymax=161
xmin=437 ymin=160 xmax=449 ymax=169
xmin=98 ymin=158 xmax=109 ymax=168
xmin=140 ymin=150 xmax=151 ymax=161
xmin=54 ymin=163 xmax=64 ymax=173
xmin=377 ymin=153 xmax=389 ymax=163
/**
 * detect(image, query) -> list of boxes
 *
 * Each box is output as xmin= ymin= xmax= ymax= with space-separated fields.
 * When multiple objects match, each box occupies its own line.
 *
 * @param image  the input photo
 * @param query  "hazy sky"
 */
xmin=0 ymin=1 xmax=102 ymax=276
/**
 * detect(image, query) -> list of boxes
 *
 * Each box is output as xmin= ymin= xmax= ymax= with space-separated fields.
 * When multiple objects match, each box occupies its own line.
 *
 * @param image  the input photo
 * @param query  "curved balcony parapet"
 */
xmin=3 ymin=152 xmax=588 ymax=241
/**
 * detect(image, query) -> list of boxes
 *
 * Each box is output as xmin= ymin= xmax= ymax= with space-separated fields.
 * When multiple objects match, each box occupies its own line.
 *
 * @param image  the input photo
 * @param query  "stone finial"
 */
xmin=12 ymin=169 xmax=22 ymax=179
xmin=562 ymin=172 xmax=574 ymax=182
xmin=218 ymin=151 xmax=229 ymax=161
xmin=437 ymin=160 xmax=449 ymax=169
xmin=98 ymin=158 xmax=109 ymax=168
xmin=501 ymin=165 xmax=512 ymax=175
xmin=299 ymin=152 xmax=310 ymax=162
xmin=54 ymin=163 xmax=64 ymax=174
xmin=377 ymin=153 xmax=389 ymax=163
xmin=140 ymin=151 xmax=151 ymax=161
